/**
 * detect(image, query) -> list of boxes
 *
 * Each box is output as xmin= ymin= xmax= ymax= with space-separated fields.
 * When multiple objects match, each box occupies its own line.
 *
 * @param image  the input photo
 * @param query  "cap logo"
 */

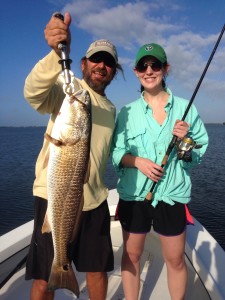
xmin=145 ymin=46 xmax=153 ymax=51
xmin=86 ymin=39 xmax=118 ymax=62
xmin=95 ymin=40 xmax=115 ymax=51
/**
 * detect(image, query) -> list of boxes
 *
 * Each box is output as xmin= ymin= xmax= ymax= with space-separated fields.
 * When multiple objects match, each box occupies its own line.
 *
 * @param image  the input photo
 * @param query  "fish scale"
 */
xmin=42 ymin=89 xmax=92 ymax=297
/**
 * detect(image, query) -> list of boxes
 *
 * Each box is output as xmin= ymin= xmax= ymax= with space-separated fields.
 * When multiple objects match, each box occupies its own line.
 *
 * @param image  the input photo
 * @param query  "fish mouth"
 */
xmin=69 ymin=95 xmax=90 ymax=109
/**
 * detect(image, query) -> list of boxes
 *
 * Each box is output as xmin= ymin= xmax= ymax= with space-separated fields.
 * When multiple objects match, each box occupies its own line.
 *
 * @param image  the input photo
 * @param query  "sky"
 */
xmin=1 ymin=0 xmax=225 ymax=126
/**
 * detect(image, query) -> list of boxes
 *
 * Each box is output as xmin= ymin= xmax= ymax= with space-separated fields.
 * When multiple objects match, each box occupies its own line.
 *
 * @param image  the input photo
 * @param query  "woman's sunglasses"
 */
xmin=136 ymin=61 xmax=163 ymax=72
xmin=88 ymin=53 xmax=116 ymax=68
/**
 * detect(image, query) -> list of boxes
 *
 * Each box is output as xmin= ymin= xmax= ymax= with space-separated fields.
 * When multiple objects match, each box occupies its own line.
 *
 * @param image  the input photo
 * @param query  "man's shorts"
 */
xmin=25 ymin=196 xmax=114 ymax=282
xmin=117 ymin=198 xmax=189 ymax=236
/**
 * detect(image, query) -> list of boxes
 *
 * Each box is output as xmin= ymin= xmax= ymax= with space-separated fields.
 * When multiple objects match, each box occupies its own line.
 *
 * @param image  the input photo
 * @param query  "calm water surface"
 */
xmin=0 ymin=125 xmax=224 ymax=250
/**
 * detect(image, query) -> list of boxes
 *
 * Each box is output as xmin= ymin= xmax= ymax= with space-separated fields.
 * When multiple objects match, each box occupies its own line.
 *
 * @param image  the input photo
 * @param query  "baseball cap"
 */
xmin=135 ymin=43 xmax=167 ymax=65
xmin=86 ymin=39 xmax=118 ymax=63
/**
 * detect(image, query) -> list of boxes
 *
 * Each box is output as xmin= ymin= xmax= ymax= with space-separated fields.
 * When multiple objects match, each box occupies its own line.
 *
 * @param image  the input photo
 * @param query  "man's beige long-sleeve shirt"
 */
xmin=24 ymin=50 xmax=116 ymax=210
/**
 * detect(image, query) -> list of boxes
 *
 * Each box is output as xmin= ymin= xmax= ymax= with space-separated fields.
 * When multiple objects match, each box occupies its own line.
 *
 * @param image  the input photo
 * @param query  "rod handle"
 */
xmin=53 ymin=12 xmax=72 ymax=84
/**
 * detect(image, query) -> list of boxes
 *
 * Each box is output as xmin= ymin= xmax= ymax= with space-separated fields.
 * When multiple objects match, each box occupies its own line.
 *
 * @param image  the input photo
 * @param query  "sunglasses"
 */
xmin=88 ymin=54 xmax=116 ymax=68
xmin=136 ymin=61 xmax=163 ymax=72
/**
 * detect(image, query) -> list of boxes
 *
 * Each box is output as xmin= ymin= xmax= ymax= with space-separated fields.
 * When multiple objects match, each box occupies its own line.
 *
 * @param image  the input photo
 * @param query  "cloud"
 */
xmin=62 ymin=0 xmax=225 ymax=117
xmin=69 ymin=2 xmax=223 ymax=75
xmin=62 ymin=0 xmax=106 ymax=16
xmin=64 ymin=0 xmax=179 ymax=49
xmin=165 ymin=32 xmax=225 ymax=95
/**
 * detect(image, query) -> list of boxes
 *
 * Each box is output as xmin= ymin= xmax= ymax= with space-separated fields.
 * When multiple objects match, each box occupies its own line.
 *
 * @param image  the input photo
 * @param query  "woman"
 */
xmin=111 ymin=43 xmax=208 ymax=300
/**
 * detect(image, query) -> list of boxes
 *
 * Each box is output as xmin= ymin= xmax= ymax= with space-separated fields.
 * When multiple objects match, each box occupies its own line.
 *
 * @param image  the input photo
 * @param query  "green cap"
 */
xmin=135 ymin=43 xmax=167 ymax=65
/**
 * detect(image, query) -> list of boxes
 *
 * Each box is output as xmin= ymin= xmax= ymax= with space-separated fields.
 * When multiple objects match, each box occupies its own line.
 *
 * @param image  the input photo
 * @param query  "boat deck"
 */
xmin=0 ymin=221 xmax=211 ymax=300
xmin=1 ymin=189 xmax=225 ymax=299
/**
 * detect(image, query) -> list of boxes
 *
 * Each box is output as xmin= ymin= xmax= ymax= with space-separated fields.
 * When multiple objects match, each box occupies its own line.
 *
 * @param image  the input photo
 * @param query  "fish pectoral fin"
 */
xmin=84 ymin=160 xmax=91 ymax=183
xmin=44 ymin=133 xmax=64 ymax=147
xmin=41 ymin=212 xmax=52 ymax=233
xmin=66 ymin=137 xmax=81 ymax=147
xmin=48 ymin=261 xmax=79 ymax=297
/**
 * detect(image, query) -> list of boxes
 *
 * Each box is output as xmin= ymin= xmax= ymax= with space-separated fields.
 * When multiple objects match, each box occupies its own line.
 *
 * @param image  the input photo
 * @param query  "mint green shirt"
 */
xmin=111 ymin=88 xmax=208 ymax=207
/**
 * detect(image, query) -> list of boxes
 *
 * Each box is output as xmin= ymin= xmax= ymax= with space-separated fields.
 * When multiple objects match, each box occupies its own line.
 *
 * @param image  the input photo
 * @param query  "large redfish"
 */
xmin=42 ymin=89 xmax=91 ymax=297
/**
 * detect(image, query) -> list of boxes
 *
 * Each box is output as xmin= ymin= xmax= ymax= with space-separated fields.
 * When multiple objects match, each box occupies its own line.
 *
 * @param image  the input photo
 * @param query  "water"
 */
xmin=0 ymin=125 xmax=225 ymax=250
xmin=189 ymin=124 xmax=225 ymax=250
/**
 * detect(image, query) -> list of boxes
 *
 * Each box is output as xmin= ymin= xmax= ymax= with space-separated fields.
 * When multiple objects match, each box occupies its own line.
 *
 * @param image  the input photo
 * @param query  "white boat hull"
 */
xmin=0 ymin=189 xmax=225 ymax=299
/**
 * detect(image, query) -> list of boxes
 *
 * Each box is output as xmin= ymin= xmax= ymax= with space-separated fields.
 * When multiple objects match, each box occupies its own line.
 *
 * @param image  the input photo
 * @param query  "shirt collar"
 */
xmin=165 ymin=88 xmax=173 ymax=110
xmin=140 ymin=88 xmax=173 ymax=113
xmin=140 ymin=92 xmax=149 ymax=113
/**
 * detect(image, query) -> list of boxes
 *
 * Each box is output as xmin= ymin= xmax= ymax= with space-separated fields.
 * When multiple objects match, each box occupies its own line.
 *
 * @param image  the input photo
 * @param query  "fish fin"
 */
xmin=41 ymin=211 xmax=52 ymax=233
xmin=84 ymin=160 xmax=91 ymax=183
xmin=45 ymin=133 xmax=64 ymax=147
xmin=48 ymin=261 xmax=79 ymax=297
xmin=71 ymin=195 xmax=84 ymax=243
xmin=68 ymin=195 xmax=84 ymax=261
xmin=66 ymin=138 xmax=81 ymax=147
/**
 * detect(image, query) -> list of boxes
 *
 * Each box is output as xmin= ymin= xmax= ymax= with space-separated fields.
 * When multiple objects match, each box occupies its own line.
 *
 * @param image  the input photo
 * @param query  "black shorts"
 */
xmin=117 ymin=198 xmax=188 ymax=236
xmin=25 ymin=197 xmax=114 ymax=281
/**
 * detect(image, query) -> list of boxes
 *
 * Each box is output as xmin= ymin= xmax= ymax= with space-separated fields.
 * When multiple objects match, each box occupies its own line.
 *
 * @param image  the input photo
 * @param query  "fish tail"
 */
xmin=47 ymin=261 xmax=79 ymax=297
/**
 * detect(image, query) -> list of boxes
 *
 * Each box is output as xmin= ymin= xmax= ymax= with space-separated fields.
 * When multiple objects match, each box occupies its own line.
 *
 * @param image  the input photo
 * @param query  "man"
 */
xmin=24 ymin=12 xmax=123 ymax=300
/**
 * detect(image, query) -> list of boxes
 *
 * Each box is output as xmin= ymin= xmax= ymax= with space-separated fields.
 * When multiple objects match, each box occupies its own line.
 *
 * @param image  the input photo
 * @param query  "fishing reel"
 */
xmin=176 ymin=136 xmax=202 ymax=162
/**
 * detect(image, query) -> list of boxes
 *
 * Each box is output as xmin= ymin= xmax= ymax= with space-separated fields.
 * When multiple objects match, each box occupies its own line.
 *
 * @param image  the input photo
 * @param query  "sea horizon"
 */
xmin=0 ymin=122 xmax=225 ymax=128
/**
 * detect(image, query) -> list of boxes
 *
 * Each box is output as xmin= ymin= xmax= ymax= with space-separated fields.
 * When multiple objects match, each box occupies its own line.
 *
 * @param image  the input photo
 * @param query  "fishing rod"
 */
xmin=146 ymin=23 xmax=225 ymax=201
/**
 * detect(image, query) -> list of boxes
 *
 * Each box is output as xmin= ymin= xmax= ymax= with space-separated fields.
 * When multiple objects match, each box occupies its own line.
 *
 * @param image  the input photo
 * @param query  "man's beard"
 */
xmin=82 ymin=67 xmax=112 ymax=94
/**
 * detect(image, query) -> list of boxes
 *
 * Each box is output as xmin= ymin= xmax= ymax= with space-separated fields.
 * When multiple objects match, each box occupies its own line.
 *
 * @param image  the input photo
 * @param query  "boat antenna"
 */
xmin=146 ymin=23 xmax=225 ymax=201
